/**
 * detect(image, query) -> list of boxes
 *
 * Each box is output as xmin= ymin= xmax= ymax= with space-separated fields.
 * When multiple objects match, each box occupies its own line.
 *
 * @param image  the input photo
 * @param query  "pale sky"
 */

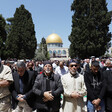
xmin=0 ymin=0 xmax=112 ymax=48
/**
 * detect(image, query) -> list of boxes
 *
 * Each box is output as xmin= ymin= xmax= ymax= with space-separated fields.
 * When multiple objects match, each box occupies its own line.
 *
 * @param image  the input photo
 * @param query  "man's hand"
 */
xmin=0 ymin=80 xmax=11 ymax=87
xmin=43 ymin=91 xmax=54 ymax=102
xmin=95 ymin=105 xmax=101 ymax=111
xmin=92 ymin=98 xmax=101 ymax=106
xmin=70 ymin=91 xmax=82 ymax=98
xmin=43 ymin=97 xmax=48 ymax=102
xmin=17 ymin=94 xmax=25 ymax=102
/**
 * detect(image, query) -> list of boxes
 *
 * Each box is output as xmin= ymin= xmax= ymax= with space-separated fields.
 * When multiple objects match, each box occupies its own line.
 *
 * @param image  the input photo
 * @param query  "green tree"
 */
xmin=69 ymin=0 xmax=112 ymax=59
xmin=0 ymin=14 xmax=6 ymax=59
xmin=34 ymin=51 xmax=46 ymax=61
xmin=40 ymin=38 xmax=48 ymax=57
xmin=35 ymin=37 xmax=50 ymax=60
xmin=5 ymin=5 xmax=37 ymax=59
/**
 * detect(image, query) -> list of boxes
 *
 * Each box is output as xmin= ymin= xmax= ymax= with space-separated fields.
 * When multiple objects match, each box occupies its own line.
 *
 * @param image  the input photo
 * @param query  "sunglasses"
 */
xmin=70 ymin=64 xmax=78 ymax=67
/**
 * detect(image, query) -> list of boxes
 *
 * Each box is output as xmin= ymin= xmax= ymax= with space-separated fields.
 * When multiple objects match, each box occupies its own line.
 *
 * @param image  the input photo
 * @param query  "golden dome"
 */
xmin=46 ymin=33 xmax=62 ymax=44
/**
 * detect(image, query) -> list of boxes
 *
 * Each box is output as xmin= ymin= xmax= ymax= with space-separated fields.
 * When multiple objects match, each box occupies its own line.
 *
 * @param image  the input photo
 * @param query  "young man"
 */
xmin=84 ymin=61 xmax=106 ymax=112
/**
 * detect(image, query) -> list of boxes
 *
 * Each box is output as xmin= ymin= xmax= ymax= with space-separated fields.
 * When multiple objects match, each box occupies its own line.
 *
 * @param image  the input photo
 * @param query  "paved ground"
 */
xmin=13 ymin=107 xmax=87 ymax=112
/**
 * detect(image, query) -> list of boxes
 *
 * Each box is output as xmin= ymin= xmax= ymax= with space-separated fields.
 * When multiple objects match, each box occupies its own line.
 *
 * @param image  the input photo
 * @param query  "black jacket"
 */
xmin=84 ymin=69 xmax=106 ymax=102
xmin=103 ymin=70 xmax=112 ymax=111
xmin=9 ymin=70 xmax=36 ymax=109
xmin=33 ymin=73 xmax=63 ymax=111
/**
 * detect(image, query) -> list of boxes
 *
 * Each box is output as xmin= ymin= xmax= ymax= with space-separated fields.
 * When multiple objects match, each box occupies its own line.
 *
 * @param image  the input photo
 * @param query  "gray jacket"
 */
xmin=33 ymin=72 xmax=63 ymax=111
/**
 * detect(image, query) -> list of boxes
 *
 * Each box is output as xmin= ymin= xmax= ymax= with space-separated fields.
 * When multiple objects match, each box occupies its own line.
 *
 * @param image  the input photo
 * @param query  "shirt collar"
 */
xmin=71 ymin=72 xmax=79 ymax=78
xmin=43 ymin=72 xmax=54 ymax=80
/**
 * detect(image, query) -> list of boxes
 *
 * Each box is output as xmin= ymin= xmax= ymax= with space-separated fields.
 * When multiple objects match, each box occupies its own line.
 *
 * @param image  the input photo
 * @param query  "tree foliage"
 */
xmin=5 ymin=5 xmax=37 ymax=59
xmin=69 ymin=0 xmax=112 ymax=59
xmin=0 ymin=15 xmax=6 ymax=59
xmin=34 ymin=37 xmax=50 ymax=60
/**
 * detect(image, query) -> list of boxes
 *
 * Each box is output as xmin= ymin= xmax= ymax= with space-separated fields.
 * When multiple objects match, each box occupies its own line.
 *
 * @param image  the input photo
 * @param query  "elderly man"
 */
xmin=9 ymin=61 xmax=36 ymax=112
xmin=0 ymin=58 xmax=13 ymax=112
xmin=102 ymin=59 xmax=112 ymax=72
xmin=33 ymin=61 xmax=63 ymax=112
xmin=61 ymin=60 xmax=87 ymax=112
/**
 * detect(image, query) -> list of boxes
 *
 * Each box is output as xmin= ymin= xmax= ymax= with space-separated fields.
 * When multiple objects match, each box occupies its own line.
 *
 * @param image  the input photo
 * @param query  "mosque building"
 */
xmin=46 ymin=33 xmax=69 ymax=60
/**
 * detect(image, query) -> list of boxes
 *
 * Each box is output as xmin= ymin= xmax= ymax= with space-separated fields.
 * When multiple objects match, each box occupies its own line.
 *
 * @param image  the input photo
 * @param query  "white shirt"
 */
xmin=55 ymin=66 xmax=68 ymax=76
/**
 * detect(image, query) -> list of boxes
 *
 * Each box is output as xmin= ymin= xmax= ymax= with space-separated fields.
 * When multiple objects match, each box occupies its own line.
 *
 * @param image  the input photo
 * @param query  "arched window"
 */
xmin=62 ymin=50 xmax=66 ymax=54
xmin=58 ymin=50 xmax=61 ymax=54
xmin=49 ymin=50 xmax=52 ymax=54
xmin=53 ymin=50 xmax=57 ymax=54
xmin=53 ymin=50 xmax=57 ymax=58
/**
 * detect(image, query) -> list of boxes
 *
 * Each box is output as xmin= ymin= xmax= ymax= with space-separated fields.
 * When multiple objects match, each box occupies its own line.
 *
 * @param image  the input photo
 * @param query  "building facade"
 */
xmin=46 ymin=33 xmax=69 ymax=61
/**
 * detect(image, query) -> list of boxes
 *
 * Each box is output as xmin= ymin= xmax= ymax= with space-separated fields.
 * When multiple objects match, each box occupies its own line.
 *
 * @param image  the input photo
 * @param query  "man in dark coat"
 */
xmin=103 ymin=70 xmax=112 ymax=111
xmin=84 ymin=61 xmax=106 ymax=112
xmin=9 ymin=61 xmax=36 ymax=112
xmin=33 ymin=61 xmax=63 ymax=112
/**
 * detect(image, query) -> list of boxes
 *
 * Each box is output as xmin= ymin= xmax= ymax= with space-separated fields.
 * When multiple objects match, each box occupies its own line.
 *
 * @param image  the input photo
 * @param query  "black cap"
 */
xmin=69 ymin=59 xmax=78 ymax=65
xmin=43 ymin=61 xmax=52 ymax=66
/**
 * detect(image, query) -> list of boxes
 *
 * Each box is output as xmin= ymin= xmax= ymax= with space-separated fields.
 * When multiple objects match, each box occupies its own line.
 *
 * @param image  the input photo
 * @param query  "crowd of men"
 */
xmin=0 ymin=56 xmax=112 ymax=112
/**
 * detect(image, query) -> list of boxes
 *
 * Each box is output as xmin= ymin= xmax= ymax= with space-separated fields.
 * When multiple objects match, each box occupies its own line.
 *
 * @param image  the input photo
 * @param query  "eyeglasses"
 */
xmin=70 ymin=64 xmax=78 ymax=67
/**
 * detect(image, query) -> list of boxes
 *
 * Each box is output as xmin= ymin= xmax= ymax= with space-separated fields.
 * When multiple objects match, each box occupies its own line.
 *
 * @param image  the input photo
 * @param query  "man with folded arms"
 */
xmin=0 ymin=58 xmax=13 ymax=112
xmin=33 ymin=61 xmax=63 ymax=112
xmin=61 ymin=60 xmax=87 ymax=112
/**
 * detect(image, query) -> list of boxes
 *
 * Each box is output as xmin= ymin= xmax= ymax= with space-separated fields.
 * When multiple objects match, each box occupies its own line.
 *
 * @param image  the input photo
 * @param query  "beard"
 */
xmin=45 ymin=70 xmax=51 ymax=74
xmin=45 ymin=68 xmax=51 ymax=74
xmin=70 ymin=69 xmax=76 ymax=75
xmin=29 ymin=67 xmax=33 ymax=71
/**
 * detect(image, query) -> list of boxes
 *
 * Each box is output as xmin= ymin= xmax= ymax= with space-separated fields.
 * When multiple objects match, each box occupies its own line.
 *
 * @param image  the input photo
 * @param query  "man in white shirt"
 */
xmin=55 ymin=61 xmax=68 ymax=76
xmin=0 ymin=58 xmax=13 ymax=112
xmin=61 ymin=60 xmax=86 ymax=112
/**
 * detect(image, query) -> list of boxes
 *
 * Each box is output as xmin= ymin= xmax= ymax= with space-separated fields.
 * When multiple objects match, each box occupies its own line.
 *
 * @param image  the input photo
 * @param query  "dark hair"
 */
xmin=91 ymin=61 xmax=99 ymax=67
